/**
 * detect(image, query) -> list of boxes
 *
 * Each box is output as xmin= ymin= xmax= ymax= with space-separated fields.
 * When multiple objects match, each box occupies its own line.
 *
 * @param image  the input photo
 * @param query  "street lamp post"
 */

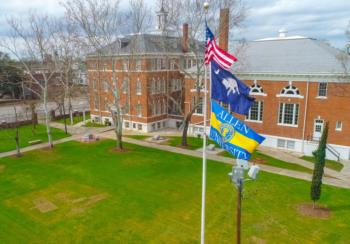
xmin=229 ymin=161 xmax=260 ymax=244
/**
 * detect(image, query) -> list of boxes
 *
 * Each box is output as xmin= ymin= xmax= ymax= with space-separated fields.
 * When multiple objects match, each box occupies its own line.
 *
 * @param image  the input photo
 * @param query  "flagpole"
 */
xmin=201 ymin=3 xmax=209 ymax=244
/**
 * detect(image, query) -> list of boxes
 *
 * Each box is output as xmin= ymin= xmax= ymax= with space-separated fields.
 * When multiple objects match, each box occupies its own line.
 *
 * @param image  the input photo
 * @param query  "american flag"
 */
xmin=204 ymin=24 xmax=237 ymax=69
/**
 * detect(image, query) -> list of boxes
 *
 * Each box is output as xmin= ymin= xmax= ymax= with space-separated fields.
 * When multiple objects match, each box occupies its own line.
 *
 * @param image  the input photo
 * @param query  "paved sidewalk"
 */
xmin=100 ymin=131 xmax=350 ymax=189
xmin=257 ymin=146 xmax=349 ymax=180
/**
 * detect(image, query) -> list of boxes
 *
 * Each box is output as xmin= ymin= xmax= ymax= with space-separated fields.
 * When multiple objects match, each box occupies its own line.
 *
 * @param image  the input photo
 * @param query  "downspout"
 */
xmin=301 ymin=78 xmax=310 ymax=154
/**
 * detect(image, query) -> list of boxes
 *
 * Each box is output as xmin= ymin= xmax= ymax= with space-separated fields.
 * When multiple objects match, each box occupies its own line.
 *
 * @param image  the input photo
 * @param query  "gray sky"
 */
xmin=0 ymin=0 xmax=349 ymax=48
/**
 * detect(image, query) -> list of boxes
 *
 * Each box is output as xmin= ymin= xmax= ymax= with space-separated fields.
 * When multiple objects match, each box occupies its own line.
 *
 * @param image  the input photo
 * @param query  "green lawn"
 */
xmin=127 ymin=135 xmax=212 ymax=150
xmin=0 ymin=140 xmax=349 ymax=243
xmin=84 ymin=121 xmax=107 ymax=128
xmin=301 ymin=156 xmax=344 ymax=172
xmin=55 ymin=114 xmax=91 ymax=125
xmin=126 ymin=135 xmax=150 ymax=140
xmin=127 ymin=135 xmax=312 ymax=173
xmin=219 ymin=150 xmax=313 ymax=174
xmin=0 ymin=124 xmax=70 ymax=153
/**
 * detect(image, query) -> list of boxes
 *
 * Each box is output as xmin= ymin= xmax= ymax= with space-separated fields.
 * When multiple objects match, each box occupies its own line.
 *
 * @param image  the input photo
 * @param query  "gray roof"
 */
xmin=88 ymin=33 xmax=204 ymax=57
xmin=234 ymin=37 xmax=349 ymax=75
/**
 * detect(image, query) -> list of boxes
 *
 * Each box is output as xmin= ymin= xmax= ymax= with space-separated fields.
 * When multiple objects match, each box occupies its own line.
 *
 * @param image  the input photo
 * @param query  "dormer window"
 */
xmin=276 ymin=83 xmax=304 ymax=98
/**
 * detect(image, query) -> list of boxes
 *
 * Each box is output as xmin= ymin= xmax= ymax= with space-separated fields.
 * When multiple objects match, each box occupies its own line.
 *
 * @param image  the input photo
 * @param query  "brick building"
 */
xmin=186 ymin=28 xmax=350 ymax=161
xmin=87 ymin=7 xmax=202 ymax=132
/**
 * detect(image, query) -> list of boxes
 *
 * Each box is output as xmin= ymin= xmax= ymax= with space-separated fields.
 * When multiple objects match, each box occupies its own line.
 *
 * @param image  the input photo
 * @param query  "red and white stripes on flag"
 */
xmin=204 ymin=25 xmax=237 ymax=69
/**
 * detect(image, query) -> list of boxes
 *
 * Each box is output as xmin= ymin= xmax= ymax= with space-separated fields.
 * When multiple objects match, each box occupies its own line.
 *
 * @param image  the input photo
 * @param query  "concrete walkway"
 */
xmin=100 ymin=131 xmax=350 ymax=189
xmin=257 ymin=146 xmax=350 ymax=180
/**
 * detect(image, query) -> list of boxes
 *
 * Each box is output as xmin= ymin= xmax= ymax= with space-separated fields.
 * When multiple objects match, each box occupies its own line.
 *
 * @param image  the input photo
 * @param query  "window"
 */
xmin=92 ymin=80 xmax=97 ymax=90
xmin=161 ymin=58 xmax=167 ymax=69
xmin=336 ymin=121 xmax=342 ymax=131
xmin=123 ymin=59 xmax=129 ymax=71
xmin=136 ymin=103 xmax=142 ymax=117
xmin=136 ymin=59 xmax=141 ymax=71
xmin=247 ymin=101 xmax=263 ymax=122
xmin=250 ymin=83 xmax=265 ymax=96
xmin=125 ymin=122 xmax=129 ymax=128
xmin=157 ymin=59 xmax=161 ymax=70
xmin=122 ymin=78 xmax=129 ymax=94
xmin=221 ymin=102 xmax=229 ymax=111
xmin=102 ymin=62 xmax=108 ymax=71
xmin=318 ymin=82 xmax=328 ymax=97
xmin=157 ymin=122 xmax=161 ymax=129
xmin=280 ymin=85 xmax=300 ymax=95
xmin=278 ymin=103 xmax=299 ymax=126
xmin=94 ymin=96 xmax=99 ymax=110
xmin=160 ymin=79 xmax=166 ymax=93
xmin=103 ymin=80 xmax=109 ymax=91
xmin=137 ymin=124 xmax=142 ymax=130
xmin=103 ymin=98 xmax=108 ymax=111
xmin=133 ymin=123 xmax=136 ymax=129
xmin=193 ymin=96 xmax=203 ymax=114
xmin=136 ymin=78 xmax=142 ymax=95
xmin=170 ymin=59 xmax=178 ymax=70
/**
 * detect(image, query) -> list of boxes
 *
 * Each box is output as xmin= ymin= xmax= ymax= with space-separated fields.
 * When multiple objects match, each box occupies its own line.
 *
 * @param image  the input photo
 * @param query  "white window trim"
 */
xmin=246 ymin=101 xmax=263 ymax=122
xmin=276 ymin=94 xmax=304 ymax=99
xmin=250 ymin=92 xmax=267 ymax=97
xmin=278 ymin=103 xmax=299 ymax=127
xmin=317 ymin=82 xmax=328 ymax=97
xmin=315 ymin=96 xmax=327 ymax=99
xmin=245 ymin=119 xmax=263 ymax=124
xmin=335 ymin=121 xmax=342 ymax=131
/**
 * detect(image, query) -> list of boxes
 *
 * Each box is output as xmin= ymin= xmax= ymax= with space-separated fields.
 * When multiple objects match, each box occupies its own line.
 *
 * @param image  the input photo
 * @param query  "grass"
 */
xmin=0 ymin=124 xmax=70 ymax=153
xmin=127 ymin=135 xmax=213 ymax=150
xmin=219 ymin=150 xmax=313 ymax=174
xmin=301 ymin=156 xmax=344 ymax=172
xmin=127 ymin=135 xmax=312 ymax=174
xmin=55 ymin=114 xmax=90 ymax=125
xmin=126 ymin=135 xmax=150 ymax=140
xmin=84 ymin=121 xmax=107 ymax=128
xmin=0 ymin=140 xmax=349 ymax=243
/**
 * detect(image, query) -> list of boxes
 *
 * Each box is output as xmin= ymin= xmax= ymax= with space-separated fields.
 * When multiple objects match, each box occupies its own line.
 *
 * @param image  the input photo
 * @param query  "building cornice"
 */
xmin=235 ymin=72 xmax=350 ymax=82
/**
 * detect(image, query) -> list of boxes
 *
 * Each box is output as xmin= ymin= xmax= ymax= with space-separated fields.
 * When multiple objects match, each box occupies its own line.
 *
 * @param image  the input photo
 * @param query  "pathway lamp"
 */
xmin=228 ymin=160 xmax=260 ymax=244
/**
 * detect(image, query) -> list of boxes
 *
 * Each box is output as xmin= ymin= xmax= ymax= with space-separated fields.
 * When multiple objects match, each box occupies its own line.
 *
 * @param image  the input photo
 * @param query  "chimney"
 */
xmin=219 ymin=8 xmax=229 ymax=51
xmin=182 ymin=23 xmax=189 ymax=52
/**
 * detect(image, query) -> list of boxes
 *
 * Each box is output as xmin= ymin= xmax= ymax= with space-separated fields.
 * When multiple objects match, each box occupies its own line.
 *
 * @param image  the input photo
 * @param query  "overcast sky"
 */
xmin=0 ymin=0 xmax=349 ymax=49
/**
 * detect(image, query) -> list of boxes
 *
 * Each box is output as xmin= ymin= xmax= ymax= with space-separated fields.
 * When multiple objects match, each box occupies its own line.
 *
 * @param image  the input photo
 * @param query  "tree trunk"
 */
xmin=13 ymin=106 xmax=21 ymax=157
xmin=182 ymin=118 xmax=189 ymax=146
xmin=181 ymin=111 xmax=194 ymax=147
xmin=116 ymin=131 xmax=123 ymax=150
xmin=15 ymin=126 xmax=21 ymax=157
xmin=114 ymin=113 xmax=123 ymax=150
xmin=62 ymin=102 xmax=68 ymax=134
xmin=44 ymin=89 xmax=53 ymax=148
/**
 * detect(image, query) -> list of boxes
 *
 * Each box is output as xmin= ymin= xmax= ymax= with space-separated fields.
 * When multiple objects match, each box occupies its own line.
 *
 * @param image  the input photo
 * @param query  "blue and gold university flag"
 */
xmin=210 ymin=101 xmax=265 ymax=160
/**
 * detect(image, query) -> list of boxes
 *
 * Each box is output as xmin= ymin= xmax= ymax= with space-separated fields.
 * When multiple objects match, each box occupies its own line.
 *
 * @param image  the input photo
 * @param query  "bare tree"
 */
xmin=128 ymin=0 xmax=152 ymax=33
xmin=62 ymin=0 xmax=126 ymax=149
xmin=157 ymin=0 xmax=246 ymax=146
xmin=0 ymin=13 xmax=62 ymax=148
xmin=13 ymin=105 xmax=21 ymax=157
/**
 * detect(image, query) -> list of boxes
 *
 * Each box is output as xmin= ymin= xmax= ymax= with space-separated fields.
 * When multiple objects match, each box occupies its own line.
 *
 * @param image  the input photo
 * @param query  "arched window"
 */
xmin=280 ymin=85 xmax=300 ymax=95
xmin=250 ymin=84 xmax=264 ymax=94
xmin=276 ymin=83 xmax=303 ymax=99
